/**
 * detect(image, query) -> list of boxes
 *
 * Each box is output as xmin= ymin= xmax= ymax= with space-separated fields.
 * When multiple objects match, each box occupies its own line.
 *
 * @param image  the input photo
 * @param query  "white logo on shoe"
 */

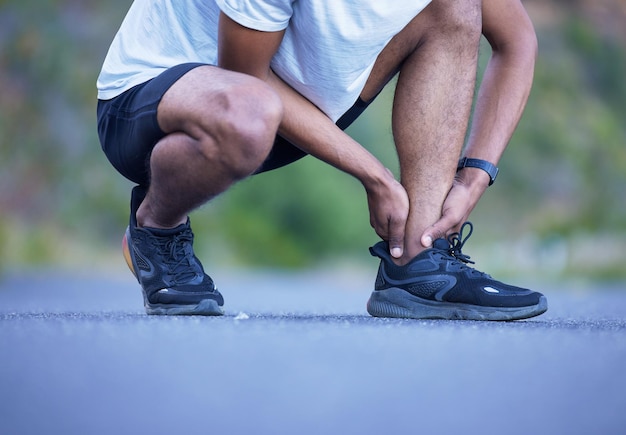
xmin=483 ymin=286 xmax=500 ymax=294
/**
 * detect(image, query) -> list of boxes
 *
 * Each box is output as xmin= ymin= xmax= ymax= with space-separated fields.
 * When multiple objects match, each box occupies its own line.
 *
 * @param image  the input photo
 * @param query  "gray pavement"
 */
xmin=1 ymin=267 xmax=625 ymax=435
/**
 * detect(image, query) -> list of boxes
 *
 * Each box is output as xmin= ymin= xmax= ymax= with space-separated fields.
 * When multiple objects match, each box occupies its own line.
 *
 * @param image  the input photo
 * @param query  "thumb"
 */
xmin=389 ymin=239 xmax=403 ymax=259
xmin=421 ymin=215 xmax=456 ymax=248
xmin=421 ymin=233 xmax=434 ymax=249
xmin=388 ymin=222 xmax=405 ymax=259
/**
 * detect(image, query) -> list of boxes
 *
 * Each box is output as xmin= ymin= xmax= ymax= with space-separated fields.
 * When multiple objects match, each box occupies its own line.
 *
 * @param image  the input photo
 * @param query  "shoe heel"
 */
xmin=367 ymin=290 xmax=415 ymax=318
xmin=122 ymin=233 xmax=137 ymax=277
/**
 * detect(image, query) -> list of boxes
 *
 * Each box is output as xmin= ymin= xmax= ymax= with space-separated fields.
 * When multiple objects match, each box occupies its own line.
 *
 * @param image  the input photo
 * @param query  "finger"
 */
xmin=387 ymin=218 xmax=405 ymax=259
xmin=389 ymin=242 xmax=403 ymax=258
xmin=421 ymin=214 xmax=458 ymax=248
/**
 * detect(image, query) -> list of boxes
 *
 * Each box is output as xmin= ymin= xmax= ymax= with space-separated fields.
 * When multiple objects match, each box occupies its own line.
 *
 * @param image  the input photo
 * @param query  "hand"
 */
xmin=364 ymin=169 xmax=410 ymax=258
xmin=420 ymin=169 xmax=489 ymax=247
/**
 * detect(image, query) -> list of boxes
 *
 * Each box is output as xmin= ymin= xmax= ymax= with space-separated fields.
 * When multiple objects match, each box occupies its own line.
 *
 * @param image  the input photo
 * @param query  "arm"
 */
xmin=421 ymin=0 xmax=537 ymax=244
xmin=462 ymin=0 xmax=537 ymax=182
xmin=218 ymin=13 xmax=409 ymax=256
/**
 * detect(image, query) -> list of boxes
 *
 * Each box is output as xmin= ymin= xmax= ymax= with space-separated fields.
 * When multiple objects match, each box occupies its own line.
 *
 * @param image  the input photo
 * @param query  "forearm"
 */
xmin=458 ymin=46 xmax=535 ymax=191
xmin=461 ymin=1 xmax=538 ymax=188
xmin=266 ymin=70 xmax=392 ymax=188
xmin=464 ymin=47 xmax=536 ymax=164
xmin=267 ymin=71 xmax=410 ymax=252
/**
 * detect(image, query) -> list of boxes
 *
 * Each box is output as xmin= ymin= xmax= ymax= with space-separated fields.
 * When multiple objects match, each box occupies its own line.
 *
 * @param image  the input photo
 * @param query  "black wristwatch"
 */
xmin=457 ymin=157 xmax=499 ymax=186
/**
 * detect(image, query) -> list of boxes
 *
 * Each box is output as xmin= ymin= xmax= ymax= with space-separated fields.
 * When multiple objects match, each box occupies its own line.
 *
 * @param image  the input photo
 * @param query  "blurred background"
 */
xmin=1 ymin=0 xmax=625 ymax=284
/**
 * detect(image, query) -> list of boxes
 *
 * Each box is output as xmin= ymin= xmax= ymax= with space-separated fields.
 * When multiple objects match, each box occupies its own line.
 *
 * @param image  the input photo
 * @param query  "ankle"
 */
xmin=392 ymin=245 xmax=428 ymax=266
xmin=136 ymin=201 xmax=186 ymax=229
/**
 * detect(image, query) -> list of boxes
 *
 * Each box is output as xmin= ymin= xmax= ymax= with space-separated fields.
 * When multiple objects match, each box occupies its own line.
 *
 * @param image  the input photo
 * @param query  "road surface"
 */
xmin=1 ymin=267 xmax=625 ymax=434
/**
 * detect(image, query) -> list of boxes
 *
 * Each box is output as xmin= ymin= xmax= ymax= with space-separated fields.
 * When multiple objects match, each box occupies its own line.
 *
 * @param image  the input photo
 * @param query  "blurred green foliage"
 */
xmin=1 ymin=0 xmax=625 ymax=280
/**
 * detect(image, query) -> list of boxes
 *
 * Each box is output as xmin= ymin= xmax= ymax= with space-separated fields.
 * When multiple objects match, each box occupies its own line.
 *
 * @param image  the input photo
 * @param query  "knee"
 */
xmin=431 ymin=0 xmax=482 ymax=44
xmin=202 ymin=79 xmax=283 ymax=178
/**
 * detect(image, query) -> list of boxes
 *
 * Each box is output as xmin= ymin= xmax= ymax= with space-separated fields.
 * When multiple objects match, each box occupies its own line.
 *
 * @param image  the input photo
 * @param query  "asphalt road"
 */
xmin=1 ymin=267 xmax=625 ymax=435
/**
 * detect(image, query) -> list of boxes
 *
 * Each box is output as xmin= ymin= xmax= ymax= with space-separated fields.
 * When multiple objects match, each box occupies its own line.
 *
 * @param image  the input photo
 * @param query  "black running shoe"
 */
xmin=367 ymin=222 xmax=547 ymax=321
xmin=122 ymin=186 xmax=224 ymax=316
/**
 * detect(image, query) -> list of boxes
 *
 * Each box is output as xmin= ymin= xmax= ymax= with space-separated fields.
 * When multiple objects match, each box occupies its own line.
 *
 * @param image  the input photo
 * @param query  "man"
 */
xmin=97 ymin=0 xmax=547 ymax=320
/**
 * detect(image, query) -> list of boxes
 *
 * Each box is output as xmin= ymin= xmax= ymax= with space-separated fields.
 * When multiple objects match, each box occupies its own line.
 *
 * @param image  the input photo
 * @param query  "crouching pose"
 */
xmin=97 ymin=0 xmax=547 ymax=320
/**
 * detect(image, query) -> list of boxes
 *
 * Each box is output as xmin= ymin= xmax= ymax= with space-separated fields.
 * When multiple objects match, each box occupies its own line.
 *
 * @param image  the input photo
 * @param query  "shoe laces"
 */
xmin=436 ymin=222 xmax=489 ymax=277
xmin=447 ymin=222 xmax=475 ymax=264
xmin=151 ymin=228 xmax=198 ymax=284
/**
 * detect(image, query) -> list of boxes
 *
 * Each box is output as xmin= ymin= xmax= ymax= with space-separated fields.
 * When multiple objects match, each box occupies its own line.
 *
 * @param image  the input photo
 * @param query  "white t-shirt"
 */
xmin=97 ymin=0 xmax=432 ymax=122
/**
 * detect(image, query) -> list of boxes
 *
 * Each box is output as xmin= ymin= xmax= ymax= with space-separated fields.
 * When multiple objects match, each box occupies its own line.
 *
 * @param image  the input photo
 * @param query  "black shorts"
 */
xmin=96 ymin=62 xmax=371 ymax=187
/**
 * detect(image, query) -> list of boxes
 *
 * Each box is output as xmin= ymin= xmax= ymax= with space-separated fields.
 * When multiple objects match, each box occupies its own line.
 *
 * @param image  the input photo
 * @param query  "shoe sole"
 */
xmin=367 ymin=287 xmax=548 ymax=321
xmin=144 ymin=298 xmax=225 ymax=316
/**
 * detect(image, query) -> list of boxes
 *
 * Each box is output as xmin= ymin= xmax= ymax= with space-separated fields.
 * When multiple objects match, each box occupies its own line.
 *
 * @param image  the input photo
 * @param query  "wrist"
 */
xmin=456 ymin=166 xmax=491 ymax=193
xmin=457 ymin=157 xmax=499 ymax=186
xmin=360 ymin=165 xmax=398 ymax=192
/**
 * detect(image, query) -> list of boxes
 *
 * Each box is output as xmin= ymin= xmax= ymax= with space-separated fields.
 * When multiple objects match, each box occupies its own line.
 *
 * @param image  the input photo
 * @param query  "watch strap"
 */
xmin=457 ymin=157 xmax=499 ymax=186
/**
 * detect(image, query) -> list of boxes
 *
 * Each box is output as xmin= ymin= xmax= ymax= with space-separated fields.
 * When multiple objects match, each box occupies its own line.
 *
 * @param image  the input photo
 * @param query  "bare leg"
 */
xmin=135 ymin=66 xmax=283 ymax=229
xmin=361 ymin=0 xmax=482 ymax=264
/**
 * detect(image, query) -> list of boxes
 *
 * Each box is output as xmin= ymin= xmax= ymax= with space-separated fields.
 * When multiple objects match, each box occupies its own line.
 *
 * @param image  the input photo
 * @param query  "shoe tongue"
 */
xmin=369 ymin=241 xmax=390 ymax=259
xmin=432 ymin=238 xmax=451 ymax=251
